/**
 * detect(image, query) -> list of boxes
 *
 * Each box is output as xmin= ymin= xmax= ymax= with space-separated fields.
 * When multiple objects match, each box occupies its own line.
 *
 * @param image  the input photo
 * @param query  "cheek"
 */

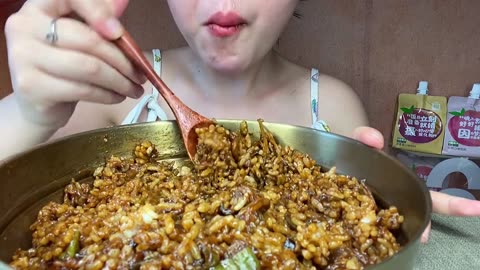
xmin=256 ymin=1 xmax=297 ymax=36
xmin=166 ymin=0 xmax=198 ymax=36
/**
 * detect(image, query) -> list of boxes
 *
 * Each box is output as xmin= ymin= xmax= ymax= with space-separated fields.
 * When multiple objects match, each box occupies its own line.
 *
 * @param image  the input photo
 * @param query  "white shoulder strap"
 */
xmin=147 ymin=49 xmax=167 ymax=121
xmin=310 ymin=68 xmax=319 ymax=124
xmin=152 ymin=49 xmax=162 ymax=76
xmin=310 ymin=68 xmax=331 ymax=132
xmin=121 ymin=49 xmax=168 ymax=125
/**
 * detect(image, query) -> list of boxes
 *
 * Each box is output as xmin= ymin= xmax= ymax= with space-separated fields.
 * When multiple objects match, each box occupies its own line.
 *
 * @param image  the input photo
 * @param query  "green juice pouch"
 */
xmin=392 ymin=81 xmax=447 ymax=154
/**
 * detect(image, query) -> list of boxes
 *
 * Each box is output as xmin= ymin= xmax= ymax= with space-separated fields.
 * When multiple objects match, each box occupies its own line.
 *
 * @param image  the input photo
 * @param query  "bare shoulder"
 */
xmin=318 ymin=75 xmax=360 ymax=103
xmin=317 ymin=74 xmax=369 ymax=138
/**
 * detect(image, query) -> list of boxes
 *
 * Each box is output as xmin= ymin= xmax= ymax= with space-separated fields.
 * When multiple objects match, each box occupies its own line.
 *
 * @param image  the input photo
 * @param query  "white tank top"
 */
xmin=122 ymin=49 xmax=330 ymax=132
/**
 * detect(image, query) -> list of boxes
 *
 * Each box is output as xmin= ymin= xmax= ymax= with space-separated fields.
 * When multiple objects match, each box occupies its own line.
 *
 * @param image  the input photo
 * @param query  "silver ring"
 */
xmin=45 ymin=18 xmax=58 ymax=45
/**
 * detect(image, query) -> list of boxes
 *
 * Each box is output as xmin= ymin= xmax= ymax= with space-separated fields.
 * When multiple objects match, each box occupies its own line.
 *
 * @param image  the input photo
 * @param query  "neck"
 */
xmin=184 ymin=49 xmax=281 ymax=100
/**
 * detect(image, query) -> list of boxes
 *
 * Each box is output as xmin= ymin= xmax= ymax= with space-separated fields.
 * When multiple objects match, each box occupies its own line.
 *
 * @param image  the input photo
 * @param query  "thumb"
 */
xmin=84 ymin=0 xmax=130 ymax=39
xmin=421 ymin=221 xmax=432 ymax=243
xmin=352 ymin=126 xmax=385 ymax=150
xmin=109 ymin=0 xmax=129 ymax=18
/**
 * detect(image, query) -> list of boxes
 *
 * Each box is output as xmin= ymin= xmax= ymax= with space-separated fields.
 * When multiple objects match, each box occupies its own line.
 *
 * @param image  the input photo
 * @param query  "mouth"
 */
xmin=204 ymin=12 xmax=247 ymax=38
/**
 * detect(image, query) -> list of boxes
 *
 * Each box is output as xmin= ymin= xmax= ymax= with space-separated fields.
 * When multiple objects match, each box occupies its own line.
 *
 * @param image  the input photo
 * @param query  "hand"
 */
xmin=353 ymin=126 xmax=480 ymax=243
xmin=4 ymin=0 xmax=146 ymax=130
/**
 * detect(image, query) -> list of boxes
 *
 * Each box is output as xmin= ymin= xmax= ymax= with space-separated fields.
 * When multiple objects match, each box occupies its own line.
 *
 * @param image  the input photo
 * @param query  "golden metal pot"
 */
xmin=0 ymin=120 xmax=431 ymax=269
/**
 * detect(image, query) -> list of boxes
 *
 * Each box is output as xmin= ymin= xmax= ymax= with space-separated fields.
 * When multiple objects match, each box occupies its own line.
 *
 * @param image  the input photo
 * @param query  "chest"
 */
xmin=117 ymin=78 xmax=314 ymax=129
xmin=185 ymin=89 xmax=312 ymax=127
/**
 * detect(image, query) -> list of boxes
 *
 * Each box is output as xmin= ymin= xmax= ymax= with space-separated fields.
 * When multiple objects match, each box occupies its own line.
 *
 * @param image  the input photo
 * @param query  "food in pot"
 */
xmin=10 ymin=120 xmax=404 ymax=270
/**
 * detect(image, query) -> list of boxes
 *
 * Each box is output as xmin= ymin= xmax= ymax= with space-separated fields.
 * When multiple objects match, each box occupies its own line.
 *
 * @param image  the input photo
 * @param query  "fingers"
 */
xmin=33 ymin=43 xmax=143 ymax=99
xmin=421 ymin=221 xmax=431 ymax=243
xmin=4 ymin=0 xmax=136 ymax=130
xmin=6 ymin=13 xmax=146 ymax=102
xmin=352 ymin=126 xmax=385 ymax=150
xmin=8 ymin=12 xmax=145 ymax=84
xmin=431 ymin=190 xmax=480 ymax=216
xmin=24 ymin=0 xmax=130 ymax=39
xmin=44 ymin=17 xmax=145 ymax=85
xmin=21 ymin=70 xmax=127 ymax=105
xmin=108 ymin=0 xmax=130 ymax=17
xmin=421 ymin=191 xmax=480 ymax=244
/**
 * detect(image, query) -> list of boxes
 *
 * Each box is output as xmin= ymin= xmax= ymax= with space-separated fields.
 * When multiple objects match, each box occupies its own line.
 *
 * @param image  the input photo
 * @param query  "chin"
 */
xmin=206 ymin=56 xmax=249 ymax=74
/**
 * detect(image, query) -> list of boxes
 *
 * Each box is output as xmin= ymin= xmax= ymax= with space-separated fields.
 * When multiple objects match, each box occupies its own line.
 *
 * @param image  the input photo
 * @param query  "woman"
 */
xmin=1 ymin=0 xmax=479 ymax=244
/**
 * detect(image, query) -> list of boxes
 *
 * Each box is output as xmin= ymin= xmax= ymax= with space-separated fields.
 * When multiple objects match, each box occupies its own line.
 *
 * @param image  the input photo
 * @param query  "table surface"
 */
xmin=414 ymin=214 xmax=480 ymax=270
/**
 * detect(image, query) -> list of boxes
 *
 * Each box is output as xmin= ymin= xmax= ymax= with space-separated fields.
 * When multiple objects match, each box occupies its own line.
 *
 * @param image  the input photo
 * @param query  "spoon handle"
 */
xmin=115 ymin=31 xmax=184 ymax=115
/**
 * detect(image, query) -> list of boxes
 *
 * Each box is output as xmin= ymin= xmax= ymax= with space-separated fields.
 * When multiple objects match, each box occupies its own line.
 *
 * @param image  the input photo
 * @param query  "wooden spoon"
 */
xmin=115 ymin=31 xmax=214 ymax=160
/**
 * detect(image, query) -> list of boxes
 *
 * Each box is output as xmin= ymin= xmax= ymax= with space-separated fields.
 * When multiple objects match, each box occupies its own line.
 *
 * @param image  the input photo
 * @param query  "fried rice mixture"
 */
xmin=10 ymin=121 xmax=404 ymax=270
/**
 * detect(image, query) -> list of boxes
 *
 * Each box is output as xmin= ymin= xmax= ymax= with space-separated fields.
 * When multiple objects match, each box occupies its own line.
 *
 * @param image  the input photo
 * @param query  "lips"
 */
xmin=205 ymin=12 xmax=247 ymax=37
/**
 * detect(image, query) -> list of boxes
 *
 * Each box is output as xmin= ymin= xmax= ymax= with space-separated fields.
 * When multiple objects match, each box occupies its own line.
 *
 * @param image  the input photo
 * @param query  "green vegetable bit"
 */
xmin=212 ymin=247 xmax=260 ymax=270
xmin=60 ymin=231 xmax=80 ymax=259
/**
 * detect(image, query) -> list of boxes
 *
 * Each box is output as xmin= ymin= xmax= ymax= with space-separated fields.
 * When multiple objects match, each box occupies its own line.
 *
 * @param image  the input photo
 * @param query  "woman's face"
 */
xmin=166 ymin=0 xmax=299 ymax=73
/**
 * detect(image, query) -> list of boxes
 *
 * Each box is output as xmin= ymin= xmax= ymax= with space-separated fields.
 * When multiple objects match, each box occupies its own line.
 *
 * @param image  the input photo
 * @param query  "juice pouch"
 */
xmin=442 ymin=83 xmax=480 ymax=157
xmin=392 ymin=81 xmax=447 ymax=154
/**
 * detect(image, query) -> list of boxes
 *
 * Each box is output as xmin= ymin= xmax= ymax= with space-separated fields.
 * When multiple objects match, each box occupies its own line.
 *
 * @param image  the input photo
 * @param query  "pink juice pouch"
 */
xmin=443 ymin=83 xmax=480 ymax=157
